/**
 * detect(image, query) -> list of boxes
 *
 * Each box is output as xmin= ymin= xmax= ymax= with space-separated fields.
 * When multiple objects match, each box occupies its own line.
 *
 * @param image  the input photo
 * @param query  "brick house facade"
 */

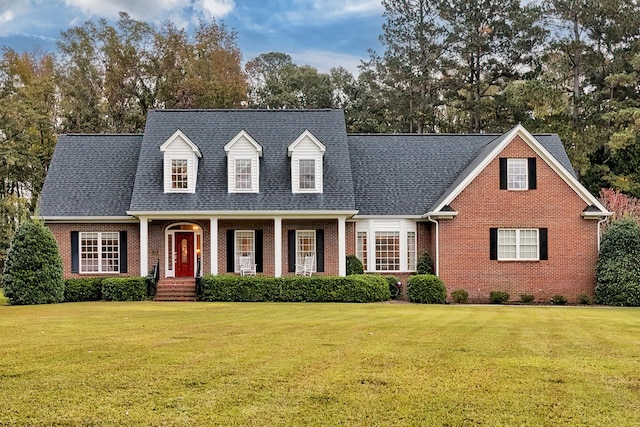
xmin=38 ymin=110 xmax=610 ymax=302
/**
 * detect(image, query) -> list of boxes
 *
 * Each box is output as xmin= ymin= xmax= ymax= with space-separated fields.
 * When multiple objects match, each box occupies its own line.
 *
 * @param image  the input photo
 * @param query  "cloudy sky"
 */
xmin=0 ymin=0 xmax=386 ymax=74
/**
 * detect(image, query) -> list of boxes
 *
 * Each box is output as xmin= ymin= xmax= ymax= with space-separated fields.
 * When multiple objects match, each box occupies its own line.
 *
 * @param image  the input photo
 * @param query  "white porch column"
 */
xmin=139 ymin=217 xmax=149 ymax=276
xmin=338 ymin=217 xmax=346 ymax=276
xmin=274 ymin=217 xmax=283 ymax=277
xmin=210 ymin=217 xmax=218 ymax=275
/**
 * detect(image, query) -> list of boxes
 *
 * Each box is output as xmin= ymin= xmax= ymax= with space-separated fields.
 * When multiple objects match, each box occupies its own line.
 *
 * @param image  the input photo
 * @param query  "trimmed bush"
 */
xmin=102 ymin=277 xmax=147 ymax=301
xmin=407 ymin=274 xmax=446 ymax=304
xmin=577 ymin=293 xmax=592 ymax=305
xmin=2 ymin=221 xmax=64 ymax=305
xmin=346 ymin=255 xmax=364 ymax=275
xmin=416 ymin=252 xmax=434 ymax=275
xmin=551 ymin=294 xmax=568 ymax=305
xmin=201 ymin=274 xmax=390 ymax=303
xmin=595 ymin=217 xmax=640 ymax=306
xmin=489 ymin=291 xmax=510 ymax=304
xmin=64 ymin=278 xmax=103 ymax=302
xmin=451 ymin=289 xmax=469 ymax=304
xmin=520 ymin=294 xmax=535 ymax=304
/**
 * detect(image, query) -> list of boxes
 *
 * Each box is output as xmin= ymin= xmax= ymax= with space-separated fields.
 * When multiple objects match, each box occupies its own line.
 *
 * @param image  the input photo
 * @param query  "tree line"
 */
xmin=3 ymin=1 xmax=640 ymax=263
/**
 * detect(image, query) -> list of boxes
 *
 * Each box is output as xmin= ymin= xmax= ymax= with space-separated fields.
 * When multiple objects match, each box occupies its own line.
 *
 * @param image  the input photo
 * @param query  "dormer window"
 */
xmin=225 ymin=130 xmax=262 ymax=193
xmin=288 ymin=130 xmax=326 ymax=194
xmin=160 ymin=130 xmax=201 ymax=194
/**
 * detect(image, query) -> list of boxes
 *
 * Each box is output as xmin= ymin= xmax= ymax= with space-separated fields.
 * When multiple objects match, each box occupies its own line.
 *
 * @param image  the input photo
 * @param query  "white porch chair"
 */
xmin=239 ymin=256 xmax=256 ymax=276
xmin=295 ymin=255 xmax=315 ymax=277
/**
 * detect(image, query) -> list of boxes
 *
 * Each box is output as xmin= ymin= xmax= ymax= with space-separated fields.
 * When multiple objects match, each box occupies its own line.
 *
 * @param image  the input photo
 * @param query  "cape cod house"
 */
xmin=38 ymin=109 xmax=611 ymax=302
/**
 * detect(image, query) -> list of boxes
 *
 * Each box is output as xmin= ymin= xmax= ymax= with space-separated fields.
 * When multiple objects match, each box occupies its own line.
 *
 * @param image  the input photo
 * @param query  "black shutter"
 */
xmin=288 ymin=230 xmax=296 ymax=272
xmin=528 ymin=158 xmax=537 ymax=190
xmin=119 ymin=231 xmax=128 ymax=274
xmin=71 ymin=231 xmax=79 ymax=273
xmin=255 ymin=230 xmax=263 ymax=273
xmin=539 ymin=228 xmax=548 ymax=260
xmin=226 ymin=230 xmax=235 ymax=273
xmin=499 ymin=158 xmax=507 ymax=190
xmin=316 ymin=229 xmax=324 ymax=273
xmin=489 ymin=228 xmax=498 ymax=260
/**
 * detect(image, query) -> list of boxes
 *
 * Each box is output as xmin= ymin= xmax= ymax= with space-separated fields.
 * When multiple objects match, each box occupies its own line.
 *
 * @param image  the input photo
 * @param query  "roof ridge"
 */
xmin=60 ymin=133 xmax=143 ymax=136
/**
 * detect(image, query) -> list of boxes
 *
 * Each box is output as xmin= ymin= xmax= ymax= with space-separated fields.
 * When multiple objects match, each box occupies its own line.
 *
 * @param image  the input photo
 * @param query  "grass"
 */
xmin=0 ymin=288 xmax=7 ymax=305
xmin=0 ymin=302 xmax=639 ymax=426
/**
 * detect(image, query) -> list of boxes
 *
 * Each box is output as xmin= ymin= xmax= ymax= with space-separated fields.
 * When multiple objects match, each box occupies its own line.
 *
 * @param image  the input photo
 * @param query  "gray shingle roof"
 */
xmin=128 ymin=109 xmax=356 ymax=212
xmin=39 ymin=134 xmax=142 ymax=217
xmin=348 ymin=133 xmax=576 ymax=216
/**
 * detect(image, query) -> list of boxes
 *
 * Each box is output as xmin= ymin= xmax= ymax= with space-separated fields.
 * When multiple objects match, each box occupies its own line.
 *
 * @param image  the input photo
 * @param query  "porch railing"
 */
xmin=146 ymin=259 xmax=160 ymax=298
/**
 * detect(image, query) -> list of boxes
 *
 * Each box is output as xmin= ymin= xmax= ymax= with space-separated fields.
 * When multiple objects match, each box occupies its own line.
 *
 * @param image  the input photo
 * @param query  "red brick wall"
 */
xmin=438 ymin=136 xmax=599 ymax=303
xmin=47 ymin=223 xmax=140 ymax=278
xmin=283 ymin=219 xmax=339 ymax=275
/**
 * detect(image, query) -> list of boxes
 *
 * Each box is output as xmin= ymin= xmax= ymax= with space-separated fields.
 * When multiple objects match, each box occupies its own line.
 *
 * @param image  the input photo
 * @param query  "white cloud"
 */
xmin=0 ymin=10 xmax=14 ymax=25
xmin=290 ymin=49 xmax=364 ymax=75
xmin=64 ymin=0 xmax=191 ymax=21
xmin=284 ymin=0 xmax=382 ymax=26
xmin=195 ymin=0 xmax=235 ymax=18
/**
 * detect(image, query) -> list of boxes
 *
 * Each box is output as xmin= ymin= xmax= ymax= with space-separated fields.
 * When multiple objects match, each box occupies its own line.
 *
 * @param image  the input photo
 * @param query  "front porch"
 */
xmin=138 ymin=216 xmax=350 ymax=279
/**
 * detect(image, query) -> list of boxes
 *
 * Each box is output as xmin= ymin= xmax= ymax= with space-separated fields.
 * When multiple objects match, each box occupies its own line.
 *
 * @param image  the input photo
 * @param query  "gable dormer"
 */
xmin=224 ymin=130 xmax=262 ymax=193
xmin=160 ymin=130 xmax=201 ymax=194
xmin=288 ymin=130 xmax=326 ymax=194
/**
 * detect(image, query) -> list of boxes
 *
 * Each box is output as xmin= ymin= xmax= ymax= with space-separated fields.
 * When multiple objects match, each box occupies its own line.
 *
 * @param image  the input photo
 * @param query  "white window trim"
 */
xmin=356 ymin=220 xmax=417 ymax=273
xmin=225 ymin=131 xmax=262 ymax=194
xmin=295 ymin=158 xmax=320 ymax=193
xmin=497 ymin=228 xmax=539 ymax=261
xmin=288 ymin=130 xmax=325 ymax=194
xmin=79 ymin=231 xmax=120 ymax=274
xmin=230 ymin=157 xmax=258 ymax=193
xmin=164 ymin=223 xmax=203 ymax=278
xmin=507 ymin=158 xmax=528 ymax=191
xmin=296 ymin=230 xmax=316 ymax=272
xmin=160 ymin=130 xmax=201 ymax=194
xmin=234 ymin=230 xmax=255 ymax=273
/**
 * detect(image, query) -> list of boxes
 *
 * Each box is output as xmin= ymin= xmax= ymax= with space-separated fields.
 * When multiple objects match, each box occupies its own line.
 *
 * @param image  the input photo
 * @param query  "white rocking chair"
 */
xmin=295 ymin=255 xmax=315 ymax=277
xmin=239 ymin=256 xmax=256 ymax=276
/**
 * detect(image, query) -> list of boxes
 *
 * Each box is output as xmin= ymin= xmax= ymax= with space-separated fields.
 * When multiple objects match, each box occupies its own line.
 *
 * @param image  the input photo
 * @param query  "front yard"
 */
xmin=0 ymin=301 xmax=638 ymax=426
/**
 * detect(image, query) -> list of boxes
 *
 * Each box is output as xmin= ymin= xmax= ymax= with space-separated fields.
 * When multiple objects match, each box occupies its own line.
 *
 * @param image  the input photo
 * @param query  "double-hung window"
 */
xmin=171 ymin=159 xmax=188 ymax=190
xmin=80 ymin=232 xmax=119 ymax=273
xmin=356 ymin=231 xmax=367 ymax=267
xmin=507 ymin=159 xmax=528 ymax=190
xmin=298 ymin=159 xmax=316 ymax=190
xmin=497 ymin=229 xmax=539 ymax=260
xmin=234 ymin=230 xmax=255 ymax=272
xmin=234 ymin=159 xmax=252 ymax=191
xmin=296 ymin=230 xmax=316 ymax=267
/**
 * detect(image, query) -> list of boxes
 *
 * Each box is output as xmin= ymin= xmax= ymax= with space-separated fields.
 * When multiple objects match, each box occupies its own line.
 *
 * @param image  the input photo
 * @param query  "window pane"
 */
xmin=356 ymin=231 xmax=367 ymax=269
xmin=171 ymin=159 xmax=188 ymax=189
xmin=375 ymin=231 xmax=400 ymax=271
xmin=101 ymin=232 xmax=119 ymax=272
xmin=235 ymin=231 xmax=255 ymax=272
xmin=235 ymin=159 xmax=252 ymax=190
xmin=498 ymin=229 xmax=517 ymax=259
xmin=296 ymin=230 xmax=316 ymax=267
xmin=518 ymin=229 xmax=538 ymax=260
xmin=407 ymin=231 xmax=416 ymax=271
xmin=80 ymin=232 xmax=99 ymax=272
xmin=299 ymin=159 xmax=315 ymax=189
xmin=507 ymin=159 xmax=527 ymax=190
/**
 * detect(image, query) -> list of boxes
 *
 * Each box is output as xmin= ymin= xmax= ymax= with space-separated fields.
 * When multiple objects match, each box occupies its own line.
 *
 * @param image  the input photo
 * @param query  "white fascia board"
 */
xmin=287 ymin=130 xmax=326 ymax=157
xmin=160 ymin=129 xmax=202 ymax=158
xmin=351 ymin=215 xmax=424 ymax=220
xmin=224 ymin=130 xmax=263 ymax=157
xmin=422 ymin=211 xmax=459 ymax=220
xmin=432 ymin=124 xmax=610 ymax=214
xmin=582 ymin=211 xmax=613 ymax=219
xmin=126 ymin=210 xmax=358 ymax=220
xmin=38 ymin=216 xmax=139 ymax=223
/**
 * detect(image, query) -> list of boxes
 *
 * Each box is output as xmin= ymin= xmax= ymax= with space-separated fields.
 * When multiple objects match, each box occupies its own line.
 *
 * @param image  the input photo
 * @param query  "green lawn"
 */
xmin=0 ymin=302 xmax=639 ymax=426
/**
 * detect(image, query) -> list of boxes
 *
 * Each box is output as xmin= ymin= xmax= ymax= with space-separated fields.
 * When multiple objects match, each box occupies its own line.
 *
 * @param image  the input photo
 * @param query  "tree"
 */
xmin=595 ymin=217 xmax=640 ymax=306
xmin=0 ymin=48 xmax=58 ymax=266
xmin=2 ymin=221 xmax=64 ymax=305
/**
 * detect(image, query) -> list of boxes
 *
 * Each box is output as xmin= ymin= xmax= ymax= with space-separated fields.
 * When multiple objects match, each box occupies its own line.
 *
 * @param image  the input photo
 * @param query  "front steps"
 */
xmin=154 ymin=277 xmax=197 ymax=301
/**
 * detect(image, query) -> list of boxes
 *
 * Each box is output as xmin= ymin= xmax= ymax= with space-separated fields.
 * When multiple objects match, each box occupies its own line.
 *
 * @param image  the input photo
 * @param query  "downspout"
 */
xmin=597 ymin=216 xmax=609 ymax=252
xmin=427 ymin=215 xmax=439 ymax=276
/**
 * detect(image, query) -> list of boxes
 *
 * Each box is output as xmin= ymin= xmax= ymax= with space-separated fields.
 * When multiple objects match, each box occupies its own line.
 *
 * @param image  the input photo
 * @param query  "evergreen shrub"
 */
xmin=102 ymin=277 xmax=147 ymax=301
xmin=64 ymin=278 xmax=103 ymax=302
xmin=520 ymin=294 xmax=535 ymax=304
xmin=416 ymin=252 xmax=434 ymax=274
xmin=595 ymin=217 xmax=640 ymax=306
xmin=346 ymin=255 xmax=364 ymax=275
xmin=489 ymin=291 xmax=510 ymax=304
xmin=2 ymin=221 xmax=64 ymax=305
xmin=451 ymin=289 xmax=469 ymax=304
xmin=407 ymin=274 xmax=446 ymax=304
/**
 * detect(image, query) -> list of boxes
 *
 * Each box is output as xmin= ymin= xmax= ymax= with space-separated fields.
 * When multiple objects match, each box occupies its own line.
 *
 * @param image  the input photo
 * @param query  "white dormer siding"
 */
xmin=224 ymin=130 xmax=262 ymax=193
xmin=160 ymin=130 xmax=201 ymax=194
xmin=288 ymin=130 xmax=326 ymax=194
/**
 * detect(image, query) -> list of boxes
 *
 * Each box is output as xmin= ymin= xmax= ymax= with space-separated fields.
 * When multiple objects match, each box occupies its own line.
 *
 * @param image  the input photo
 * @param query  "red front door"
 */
xmin=175 ymin=232 xmax=194 ymax=277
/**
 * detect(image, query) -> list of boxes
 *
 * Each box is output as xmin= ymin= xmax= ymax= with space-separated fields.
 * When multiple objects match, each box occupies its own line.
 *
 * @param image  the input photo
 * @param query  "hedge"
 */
xmin=407 ymin=274 xmax=446 ymax=304
xmin=64 ymin=278 xmax=103 ymax=302
xmin=102 ymin=277 xmax=148 ymax=301
xmin=201 ymin=274 xmax=390 ymax=303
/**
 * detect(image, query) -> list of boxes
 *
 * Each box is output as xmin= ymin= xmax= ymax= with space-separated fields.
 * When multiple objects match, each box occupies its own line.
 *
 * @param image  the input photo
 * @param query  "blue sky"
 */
xmin=0 ymin=0 xmax=386 ymax=74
